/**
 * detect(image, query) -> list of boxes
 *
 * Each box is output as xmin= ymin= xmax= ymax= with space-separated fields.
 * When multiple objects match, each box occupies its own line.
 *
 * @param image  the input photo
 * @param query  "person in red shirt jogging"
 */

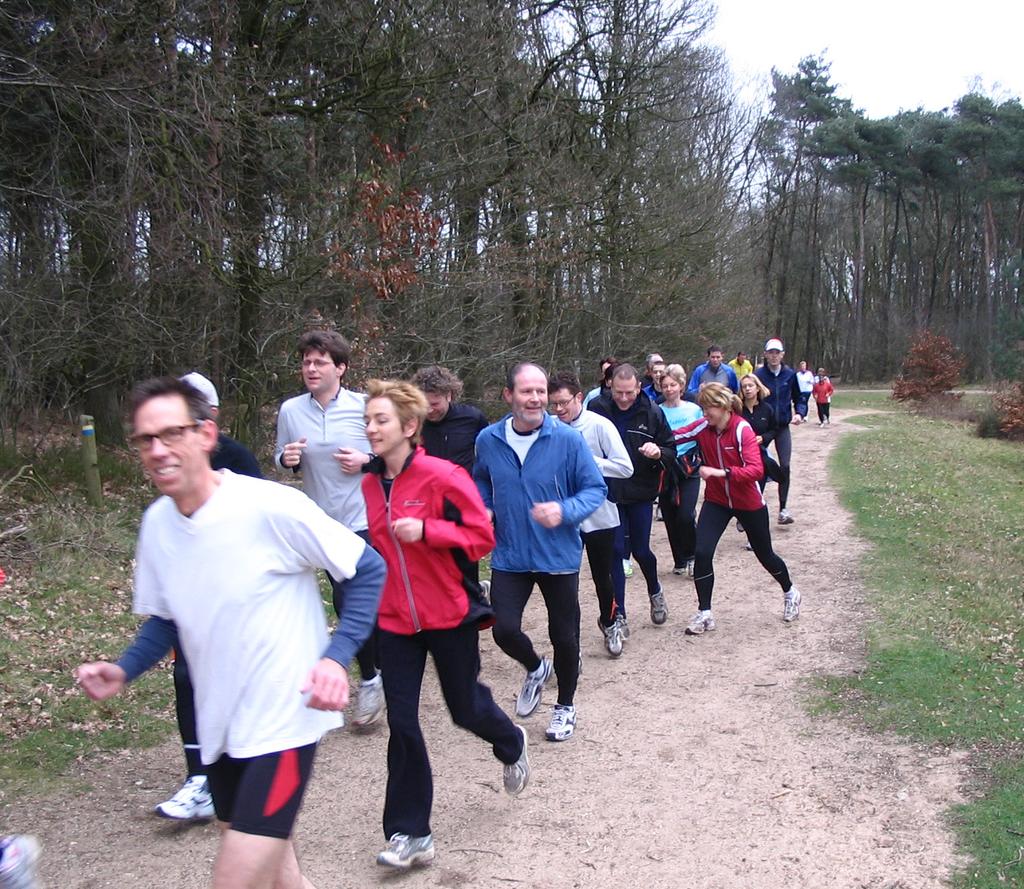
xmin=812 ymin=369 xmax=834 ymax=426
xmin=670 ymin=383 xmax=802 ymax=635
xmin=360 ymin=380 xmax=530 ymax=871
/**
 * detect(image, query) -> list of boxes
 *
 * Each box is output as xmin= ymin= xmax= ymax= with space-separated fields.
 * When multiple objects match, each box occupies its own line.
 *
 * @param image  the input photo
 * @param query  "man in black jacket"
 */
xmin=412 ymin=365 xmax=488 ymax=475
xmin=589 ymin=364 xmax=676 ymax=629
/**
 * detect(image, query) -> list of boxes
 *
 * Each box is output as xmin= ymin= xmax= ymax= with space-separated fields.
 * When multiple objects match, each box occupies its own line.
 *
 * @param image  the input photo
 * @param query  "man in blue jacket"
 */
xmin=686 ymin=345 xmax=738 ymax=401
xmin=754 ymin=338 xmax=806 ymax=524
xmin=474 ymin=363 xmax=606 ymax=743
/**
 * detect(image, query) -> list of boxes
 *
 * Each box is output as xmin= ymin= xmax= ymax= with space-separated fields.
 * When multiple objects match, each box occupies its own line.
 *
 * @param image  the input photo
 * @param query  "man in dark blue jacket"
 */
xmin=754 ymin=338 xmax=805 ymax=524
xmin=589 ymin=365 xmax=676 ymax=630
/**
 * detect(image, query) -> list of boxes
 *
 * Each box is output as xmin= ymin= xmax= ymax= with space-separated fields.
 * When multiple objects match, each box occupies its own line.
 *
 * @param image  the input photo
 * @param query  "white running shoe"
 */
xmin=649 ymin=585 xmax=668 ymax=625
xmin=377 ymin=833 xmax=435 ymax=869
xmin=353 ymin=674 xmax=386 ymax=727
xmin=783 ymin=586 xmax=802 ymax=622
xmin=684 ymin=610 xmax=716 ymax=636
xmin=503 ymin=725 xmax=530 ymax=795
xmin=778 ymin=508 xmax=794 ymax=525
xmin=515 ymin=657 xmax=552 ymax=717
xmin=0 ymin=835 xmax=40 ymax=889
xmin=602 ymin=619 xmax=624 ymax=658
xmin=545 ymin=704 xmax=576 ymax=741
xmin=155 ymin=775 xmax=215 ymax=820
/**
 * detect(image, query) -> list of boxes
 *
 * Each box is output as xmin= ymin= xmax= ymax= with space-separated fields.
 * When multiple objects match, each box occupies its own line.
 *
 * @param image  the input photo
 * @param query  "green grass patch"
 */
xmin=951 ymin=761 xmax=1024 ymax=888
xmin=825 ymin=409 xmax=1024 ymax=888
xmin=831 ymin=386 xmax=991 ymax=416
xmin=833 ymin=387 xmax=898 ymax=411
xmin=1 ymin=447 xmax=175 ymax=801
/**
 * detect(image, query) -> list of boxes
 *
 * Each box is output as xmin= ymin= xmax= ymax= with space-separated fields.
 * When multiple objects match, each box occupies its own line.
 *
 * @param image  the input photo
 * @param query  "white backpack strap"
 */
xmin=735 ymin=419 xmax=751 ymax=463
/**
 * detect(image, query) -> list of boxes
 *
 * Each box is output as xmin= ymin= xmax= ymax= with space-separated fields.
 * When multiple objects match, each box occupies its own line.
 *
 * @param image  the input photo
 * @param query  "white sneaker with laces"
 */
xmin=602 ymin=619 xmax=624 ymax=657
xmin=353 ymin=674 xmax=386 ymax=727
xmin=155 ymin=775 xmax=215 ymax=820
xmin=778 ymin=508 xmax=794 ymax=525
xmin=0 ymin=835 xmax=41 ymax=889
xmin=545 ymin=704 xmax=576 ymax=741
xmin=515 ymin=657 xmax=552 ymax=717
xmin=649 ymin=585 xmax=668 ymax=625
xmin=783 ymin=586 xmax=802 ymax=622
xmin=503 ymin=725 xmax=530 ymax=795
xmin=377 ymin=833 xmax=435 ymax=869
xmin=684 ymin=610 xmax=716 ymax=636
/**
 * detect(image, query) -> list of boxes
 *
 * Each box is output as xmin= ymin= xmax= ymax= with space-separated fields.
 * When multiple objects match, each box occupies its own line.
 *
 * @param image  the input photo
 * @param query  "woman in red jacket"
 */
xmin=361 ymin=380 xmax=529 ymax=870
xmin=812 ymin=368 xmax=834 ymax=426
xmin=672 ymin=383 xmax=802 ymax=635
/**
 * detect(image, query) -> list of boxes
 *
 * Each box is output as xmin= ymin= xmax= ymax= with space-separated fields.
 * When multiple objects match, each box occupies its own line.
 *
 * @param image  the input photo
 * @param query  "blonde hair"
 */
xmin=663 ymin=363 xmax=687 ymax=386
xmin=366 ymin=379 xmax=429 ymax=443
xmin=739 ymin=373 xmax=769 ymax=402
xmin=697 ymin=381 xmax=742 ymax=414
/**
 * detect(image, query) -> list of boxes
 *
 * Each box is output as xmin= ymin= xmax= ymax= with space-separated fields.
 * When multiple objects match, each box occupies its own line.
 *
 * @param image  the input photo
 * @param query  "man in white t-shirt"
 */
xmin=77 ymin=377 xmax=385 ymax=889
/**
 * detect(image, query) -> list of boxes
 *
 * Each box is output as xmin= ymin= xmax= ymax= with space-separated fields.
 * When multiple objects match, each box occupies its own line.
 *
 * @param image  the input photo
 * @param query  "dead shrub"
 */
xmin=991 ymin=382 xmax=1024 ymax=440
xmin=892 ymin=330 xmax=966 ymax=402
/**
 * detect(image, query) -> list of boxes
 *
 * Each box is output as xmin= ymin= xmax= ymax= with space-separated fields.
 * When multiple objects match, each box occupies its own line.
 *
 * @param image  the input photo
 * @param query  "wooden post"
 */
xmin=80 ymin=414 xmax=103 ymax=507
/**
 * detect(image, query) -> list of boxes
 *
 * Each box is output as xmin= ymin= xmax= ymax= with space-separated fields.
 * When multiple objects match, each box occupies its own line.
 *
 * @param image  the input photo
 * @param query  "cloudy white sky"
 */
xmin=706 ymin=0 xmax=1024 ymax=117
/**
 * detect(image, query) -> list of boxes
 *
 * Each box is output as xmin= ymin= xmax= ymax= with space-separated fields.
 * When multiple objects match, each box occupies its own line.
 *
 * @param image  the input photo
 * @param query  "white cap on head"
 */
xmin=179 ymin=372 xmax=219 ymax=407
xmin=764 ymin=338 xmax=785 ymax=352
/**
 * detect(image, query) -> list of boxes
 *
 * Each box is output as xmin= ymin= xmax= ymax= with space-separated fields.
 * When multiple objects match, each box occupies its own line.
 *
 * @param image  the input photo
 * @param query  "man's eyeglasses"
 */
xmin=301 ymin=358 xmax=334 ymax=370
xmin=129 ymin=423 xmax=201 ymax=451
xmin=550 ymin=400 xmax=575 ymax=411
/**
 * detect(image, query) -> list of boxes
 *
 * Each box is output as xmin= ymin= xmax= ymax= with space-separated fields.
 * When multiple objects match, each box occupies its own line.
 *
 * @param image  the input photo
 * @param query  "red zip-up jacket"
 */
xmin=362 ymin=447 xmax=495 ymax=635
xmin=812 ymin=377 xmax=834 ymax=404
xmin=672 ymin=412 xmax=766 ymax=511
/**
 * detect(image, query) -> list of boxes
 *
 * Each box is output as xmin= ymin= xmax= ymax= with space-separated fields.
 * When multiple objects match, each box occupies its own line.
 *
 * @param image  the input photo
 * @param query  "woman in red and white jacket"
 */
xmin=361 ymin=379 xmax=529 ymax=870
xmin=672 ymin=383 xmax=802 ymax=635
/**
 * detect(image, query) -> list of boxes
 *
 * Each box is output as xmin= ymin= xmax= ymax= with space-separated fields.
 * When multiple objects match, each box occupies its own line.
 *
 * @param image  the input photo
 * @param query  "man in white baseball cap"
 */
xmin=754 ymin=339 xmax=806 ymax=524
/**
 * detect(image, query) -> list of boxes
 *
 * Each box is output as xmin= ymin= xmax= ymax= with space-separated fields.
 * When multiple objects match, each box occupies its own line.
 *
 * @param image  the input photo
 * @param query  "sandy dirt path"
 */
xmin=7 ymin=408 xmax=968 ymax=888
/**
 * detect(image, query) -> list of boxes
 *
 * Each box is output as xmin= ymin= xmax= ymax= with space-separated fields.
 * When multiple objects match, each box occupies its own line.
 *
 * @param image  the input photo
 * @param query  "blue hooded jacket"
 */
xmin=473 ymin=414 xmax=607 ymax=573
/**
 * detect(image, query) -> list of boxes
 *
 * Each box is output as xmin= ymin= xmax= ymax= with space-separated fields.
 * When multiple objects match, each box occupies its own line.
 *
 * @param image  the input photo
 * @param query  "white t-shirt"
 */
xmin=796 ymin=370 xmax=815 ymax=394
xmin=504 ymin=417 xmax=541 ymax=465
xmin=133 ymin=471 xmax=366 ymax=764
xmin=568 ymin=410 xmax=633 ymax=532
